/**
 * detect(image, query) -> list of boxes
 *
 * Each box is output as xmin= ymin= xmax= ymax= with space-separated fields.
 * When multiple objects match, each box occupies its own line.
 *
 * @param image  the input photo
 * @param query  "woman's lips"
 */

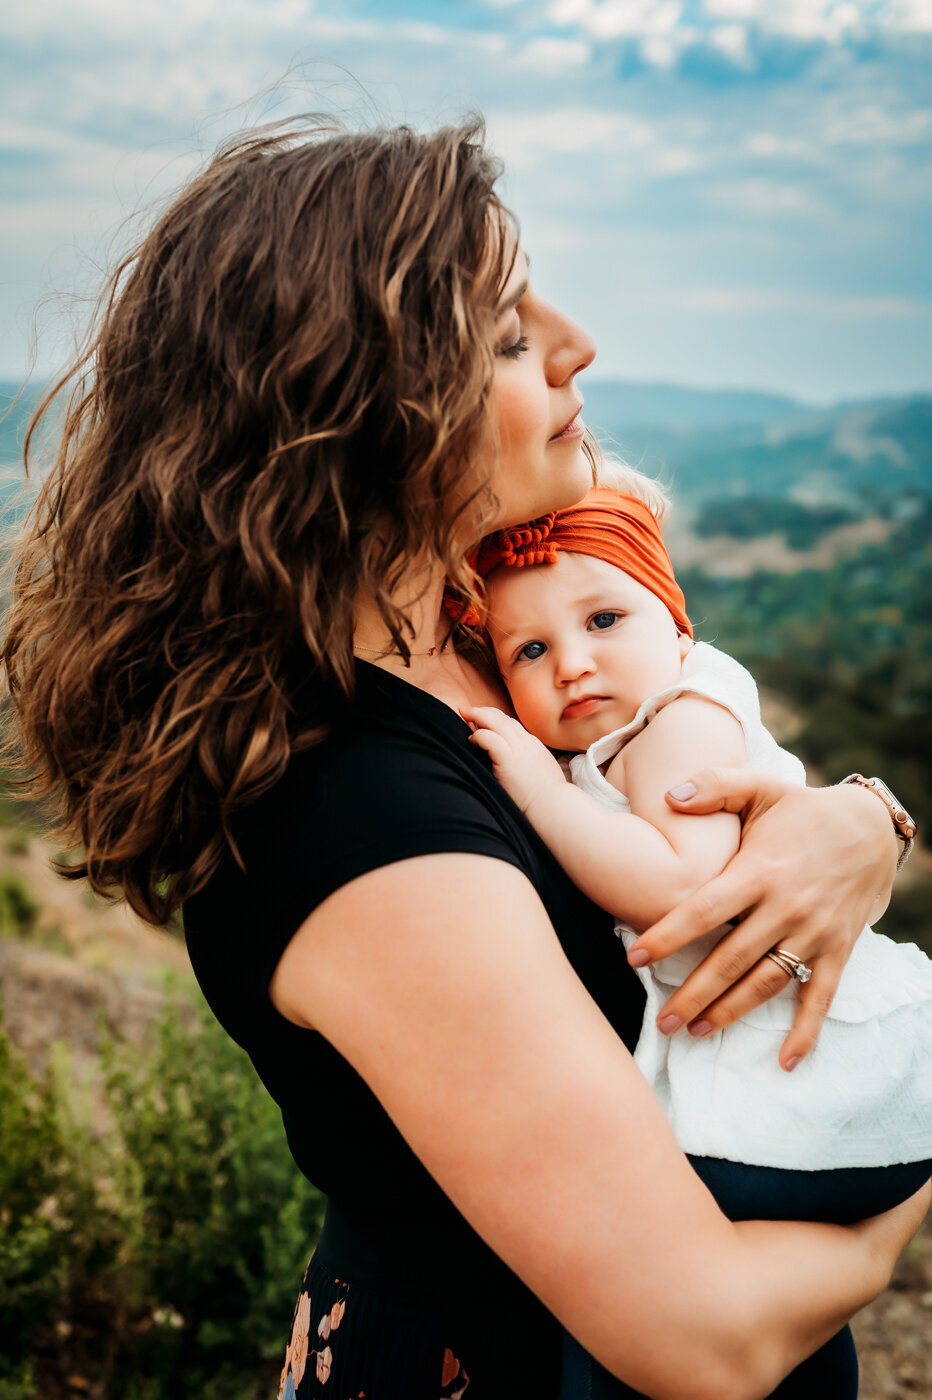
xmin=549 ymin=409 xmax=585 ymax=442
xmin=561 ymin=695 xmax=607 ymax=721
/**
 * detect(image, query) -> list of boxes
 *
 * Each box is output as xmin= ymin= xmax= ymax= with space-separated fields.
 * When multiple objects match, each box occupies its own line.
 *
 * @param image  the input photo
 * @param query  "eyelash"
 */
xmin=500 ymin=334 xmax=529 ymax=360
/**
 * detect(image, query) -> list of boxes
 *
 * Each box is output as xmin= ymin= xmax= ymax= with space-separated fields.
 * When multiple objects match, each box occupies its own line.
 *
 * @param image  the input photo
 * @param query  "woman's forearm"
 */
xmin=611 ymin=1210 xmax=904 ymax=1400
xmin=718 ymin=1216 xmax=893 ymax=1398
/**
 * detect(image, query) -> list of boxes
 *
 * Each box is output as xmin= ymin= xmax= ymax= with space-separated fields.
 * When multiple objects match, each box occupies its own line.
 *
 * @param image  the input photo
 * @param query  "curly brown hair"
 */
xmin=1 ymin=116 xmax=518 ymax=923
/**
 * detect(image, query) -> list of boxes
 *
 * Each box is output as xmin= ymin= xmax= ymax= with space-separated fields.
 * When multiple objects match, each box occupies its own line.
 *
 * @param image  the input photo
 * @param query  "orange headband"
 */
xmin=473 ymin=488 xmax=692 ymax=637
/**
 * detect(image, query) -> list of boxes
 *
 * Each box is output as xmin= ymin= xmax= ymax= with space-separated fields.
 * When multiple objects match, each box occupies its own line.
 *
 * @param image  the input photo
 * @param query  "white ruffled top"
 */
xmin=568 ymin=641 xmax=932 ymax=1170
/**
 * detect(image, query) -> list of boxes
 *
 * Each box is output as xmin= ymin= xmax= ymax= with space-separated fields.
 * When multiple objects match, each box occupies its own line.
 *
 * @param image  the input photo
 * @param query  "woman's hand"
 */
xmin=626 ymin=768 xmax=899 ymax=1070
xmin=851 ymin=1178 xmax=931 ymax=1291
xmin=461 ymin=705 xmax=567 ymax=816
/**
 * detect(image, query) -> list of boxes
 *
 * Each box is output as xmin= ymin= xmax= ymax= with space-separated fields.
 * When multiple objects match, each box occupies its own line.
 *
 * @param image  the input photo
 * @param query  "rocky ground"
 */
xmin=1 ymin=829 xmax=929 ymax=1398
xmin=853 ymin=1230 xmax=932 ymax=1398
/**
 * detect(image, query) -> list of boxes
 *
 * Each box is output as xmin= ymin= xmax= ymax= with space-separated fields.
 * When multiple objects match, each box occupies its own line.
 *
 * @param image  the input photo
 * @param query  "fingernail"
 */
xmin=667 ymin=782 xmax=697 ymax=801
xmin=785 ymin=1056 xmax=801 ymax=1072
xmin=688 ymin=1019 xmax=713 ymax=1038
xmin=628 ymin=948 xmax=650 ymax=968
xmin=658 ymin=1014 xmax=682 ymax=1035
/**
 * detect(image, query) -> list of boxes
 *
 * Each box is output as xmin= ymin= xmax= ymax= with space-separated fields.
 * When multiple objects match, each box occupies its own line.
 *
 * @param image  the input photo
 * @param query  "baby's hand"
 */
xmin=461 ymin=706 xmax=566 ymax=815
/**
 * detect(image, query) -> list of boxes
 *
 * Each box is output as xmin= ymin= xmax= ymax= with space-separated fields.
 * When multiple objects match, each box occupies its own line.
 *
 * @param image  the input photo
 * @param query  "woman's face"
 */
xmin=484 ymin=250 xmax=597 ymax=530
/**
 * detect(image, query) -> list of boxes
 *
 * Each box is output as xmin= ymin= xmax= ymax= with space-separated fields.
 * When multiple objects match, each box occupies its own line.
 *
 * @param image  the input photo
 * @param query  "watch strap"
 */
xmin=841 ymin=773 xmax=916 ymax=872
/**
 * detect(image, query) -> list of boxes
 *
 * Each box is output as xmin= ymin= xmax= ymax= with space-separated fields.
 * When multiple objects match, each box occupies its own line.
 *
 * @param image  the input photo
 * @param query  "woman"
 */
xmin=2 ymin=117 xmax=925 ymax=1399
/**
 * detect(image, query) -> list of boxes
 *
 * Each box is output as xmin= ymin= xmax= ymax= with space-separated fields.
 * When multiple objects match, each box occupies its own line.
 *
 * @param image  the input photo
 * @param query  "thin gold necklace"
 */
xmin=354 ymin=638 xmax=450 ymax=658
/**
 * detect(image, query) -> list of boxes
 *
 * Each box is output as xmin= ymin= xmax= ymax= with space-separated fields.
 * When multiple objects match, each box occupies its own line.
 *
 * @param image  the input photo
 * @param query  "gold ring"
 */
xmin=765 ymin=948 xmax=812 ymax=983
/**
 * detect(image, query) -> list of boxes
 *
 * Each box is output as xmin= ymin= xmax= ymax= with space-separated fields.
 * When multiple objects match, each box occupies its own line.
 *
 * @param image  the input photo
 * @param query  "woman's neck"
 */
xmin=352 ymin=557 xmax=448 ymax=660
xmin=352 ymin=559 xmax=508 ymax=713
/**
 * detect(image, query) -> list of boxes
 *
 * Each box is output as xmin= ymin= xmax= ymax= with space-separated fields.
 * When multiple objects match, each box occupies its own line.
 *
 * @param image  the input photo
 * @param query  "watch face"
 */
xmin=844 ymin=773 xmax=918 ymax=841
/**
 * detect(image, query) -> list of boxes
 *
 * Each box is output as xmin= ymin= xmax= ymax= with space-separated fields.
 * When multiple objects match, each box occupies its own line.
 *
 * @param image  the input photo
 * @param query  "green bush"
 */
xmin=693 ymin=496 xmax=857 ymax=550
xmin=0 ymin=991 xmax=325 ymax=1399
xmin=0 ymin=1030 xmax=69 ymax=1368
xmin=3 ymin=830 xmax=30 ymax=857
xmin=0 ymin=874 xmax=39 ymax=937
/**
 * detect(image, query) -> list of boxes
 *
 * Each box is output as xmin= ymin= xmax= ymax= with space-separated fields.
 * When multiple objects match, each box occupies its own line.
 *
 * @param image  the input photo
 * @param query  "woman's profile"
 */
xmin=2 ymin=115 xmax=927 ymax=1399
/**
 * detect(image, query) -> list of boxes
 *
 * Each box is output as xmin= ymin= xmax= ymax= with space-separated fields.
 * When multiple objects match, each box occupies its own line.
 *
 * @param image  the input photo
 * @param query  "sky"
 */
xmin=1 ymin=0 xmax=930 ymax=403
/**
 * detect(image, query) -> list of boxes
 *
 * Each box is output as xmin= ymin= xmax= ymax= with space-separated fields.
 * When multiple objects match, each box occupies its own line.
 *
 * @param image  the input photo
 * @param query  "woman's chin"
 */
xmin=538 ymin=448 xmax=596 ymax=515
xmin=484 ymin=446 xmax=595 ymax=532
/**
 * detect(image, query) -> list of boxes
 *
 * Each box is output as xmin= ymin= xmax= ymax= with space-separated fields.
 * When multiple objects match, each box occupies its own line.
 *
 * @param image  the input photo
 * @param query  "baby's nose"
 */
xmin=553 ymin=642 xmax=595 ymax=685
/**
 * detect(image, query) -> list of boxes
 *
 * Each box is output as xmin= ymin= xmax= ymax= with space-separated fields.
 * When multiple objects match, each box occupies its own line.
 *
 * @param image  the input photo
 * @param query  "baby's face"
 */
xmin=486 ymin=551 xmax=691 ymax=751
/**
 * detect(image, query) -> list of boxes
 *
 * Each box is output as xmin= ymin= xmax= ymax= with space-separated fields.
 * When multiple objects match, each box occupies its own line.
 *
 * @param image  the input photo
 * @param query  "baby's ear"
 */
xmin=678 ymin=631 xmax=694 ymax=660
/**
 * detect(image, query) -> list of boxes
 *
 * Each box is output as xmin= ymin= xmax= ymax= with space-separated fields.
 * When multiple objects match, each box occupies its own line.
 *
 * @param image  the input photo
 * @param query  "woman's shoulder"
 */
xmin=185 ymin=663 xmax=540 ymax=970
xmin=251 ymin=661 xmax=515 ymax=845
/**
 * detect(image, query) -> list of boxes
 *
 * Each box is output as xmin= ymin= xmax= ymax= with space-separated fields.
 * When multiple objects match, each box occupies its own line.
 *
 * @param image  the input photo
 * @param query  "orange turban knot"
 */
xmin=474 ymin=488 xmax=692 ymax=638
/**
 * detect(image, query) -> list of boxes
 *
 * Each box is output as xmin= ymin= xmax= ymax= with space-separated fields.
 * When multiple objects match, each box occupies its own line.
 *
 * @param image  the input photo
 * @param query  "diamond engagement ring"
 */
xmin=765 ymin=948 xmax=812 ymax=983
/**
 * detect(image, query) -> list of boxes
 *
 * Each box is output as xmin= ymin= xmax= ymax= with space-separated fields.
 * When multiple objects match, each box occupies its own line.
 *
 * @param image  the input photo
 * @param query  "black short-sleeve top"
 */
xmin=183 ymin=660 xmax=646 ymax=1383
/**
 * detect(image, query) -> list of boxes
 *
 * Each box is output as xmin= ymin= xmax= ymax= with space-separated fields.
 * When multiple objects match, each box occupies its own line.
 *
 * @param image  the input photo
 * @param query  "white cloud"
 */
xmin=641 ymin=35 xmax=678 ymax=65
xmin=664 ymin=287 xmax=930 ymax=317
xmin=822 ymin=103 xmax=932 ymax=145
xmin=707 ymin=23 xmax=752 ymax=65
xmin=703 ymin=0 xmax=762 ymax=16
xmin=516 ymin=37 xmax=591 ymax=71
xmin=548 ymin=0 xmax=684 ymax=37
xmin=703 ymin=0 xmax=932 ymax=41
xmin=653 ymin=144 xmax=702 ymax=171
xmin=3 ymin=0 xmax=314 ymax=41
xmin=548 ymin=0 xmax=598 ymax=23
xmin=743 ymin=131 xmax=816 ymax=158
xmin=709 ymin=177 xmax=825 ymax=215
xmin=487 ymin=107 xmax=657 ymax=167
xmin=592 ymin=0 xmax=682 ymax=38
xmin=881 ymin=0 xmax=932 ymax=32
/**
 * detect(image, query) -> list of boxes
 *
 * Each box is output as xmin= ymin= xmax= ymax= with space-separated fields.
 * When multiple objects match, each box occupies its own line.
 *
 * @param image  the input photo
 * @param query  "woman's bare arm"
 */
xmin=270 ymin=853 xmax=925 ymax=1400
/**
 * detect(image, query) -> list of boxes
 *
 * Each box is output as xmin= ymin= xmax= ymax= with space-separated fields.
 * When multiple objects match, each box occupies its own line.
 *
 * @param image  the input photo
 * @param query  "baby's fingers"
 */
xmin=460 ymin=705 xmax=519 ymax=735
xmin=467 ymin=727 xmax=512 ymax=766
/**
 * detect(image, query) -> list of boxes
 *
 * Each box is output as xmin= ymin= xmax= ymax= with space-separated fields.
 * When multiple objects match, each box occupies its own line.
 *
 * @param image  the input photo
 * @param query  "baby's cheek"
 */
xmin=509 ymin=688 xmax=553 ymax=747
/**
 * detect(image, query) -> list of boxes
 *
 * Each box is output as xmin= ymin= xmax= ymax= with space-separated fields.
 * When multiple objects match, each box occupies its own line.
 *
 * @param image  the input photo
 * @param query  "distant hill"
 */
xmin=658 ymin=395 xmax=932 ymax=506
xmin=575 ymin=385 xmax=932 ymax=511
xmin=581 ymin=379 xmax=806 ymax=434
xmin=0 ymin=382 xmax=42 ymax=468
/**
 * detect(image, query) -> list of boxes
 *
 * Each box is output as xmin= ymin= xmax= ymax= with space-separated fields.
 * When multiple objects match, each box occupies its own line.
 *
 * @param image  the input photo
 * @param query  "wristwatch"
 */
xmin=841 ymin=774 xmax=917 ymax=871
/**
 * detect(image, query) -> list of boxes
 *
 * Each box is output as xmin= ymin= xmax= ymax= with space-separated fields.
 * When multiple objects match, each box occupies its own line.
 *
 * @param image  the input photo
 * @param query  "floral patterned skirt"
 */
xmin=278 ymin=1251 xmax=476 ymax=1400
xmin=272 ymin=1243 xmax=554 ymax=1394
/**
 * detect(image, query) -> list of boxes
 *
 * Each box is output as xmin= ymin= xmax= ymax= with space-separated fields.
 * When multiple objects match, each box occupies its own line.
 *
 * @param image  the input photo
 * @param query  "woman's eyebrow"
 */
xmin=496 ymin=279 xmax=528 ymax=317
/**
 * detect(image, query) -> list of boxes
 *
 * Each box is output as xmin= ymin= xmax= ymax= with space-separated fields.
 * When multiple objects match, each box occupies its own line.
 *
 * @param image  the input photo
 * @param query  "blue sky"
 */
xmin=1 ymin=0 xmax=930 ymax=401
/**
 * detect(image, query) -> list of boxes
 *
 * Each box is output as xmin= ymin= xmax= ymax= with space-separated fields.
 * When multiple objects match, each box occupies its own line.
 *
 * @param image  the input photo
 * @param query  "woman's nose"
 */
xmin=544 ymin=305 xmax=596 ymax=387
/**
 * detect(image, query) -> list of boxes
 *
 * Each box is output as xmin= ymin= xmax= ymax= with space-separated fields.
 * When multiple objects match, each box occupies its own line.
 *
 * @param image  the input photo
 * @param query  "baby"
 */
xmin=462 ymin=471 xmax=932 ymax=1398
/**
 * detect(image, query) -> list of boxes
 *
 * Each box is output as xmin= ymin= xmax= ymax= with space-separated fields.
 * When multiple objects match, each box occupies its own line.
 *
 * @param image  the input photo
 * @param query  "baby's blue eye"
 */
xmin=518 ymin=640 xmax=546 ymax=662
xmin=590 ymin=612 xmax=619 ymax=630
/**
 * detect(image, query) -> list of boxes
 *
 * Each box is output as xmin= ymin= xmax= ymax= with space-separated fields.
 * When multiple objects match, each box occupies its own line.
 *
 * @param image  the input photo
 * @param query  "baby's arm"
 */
xmin=462 ymin=697 xmax=744 ymax=930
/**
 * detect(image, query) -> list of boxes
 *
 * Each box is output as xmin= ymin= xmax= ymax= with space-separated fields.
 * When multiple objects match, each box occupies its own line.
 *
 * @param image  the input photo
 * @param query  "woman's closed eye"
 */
xmin=499 ymin=333 xmax=529 ymax=361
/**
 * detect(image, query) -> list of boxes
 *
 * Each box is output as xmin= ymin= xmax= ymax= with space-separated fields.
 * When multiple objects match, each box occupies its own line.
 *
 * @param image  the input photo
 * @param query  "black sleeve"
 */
xmin=184 ymin=723 xmax=536 ymax=1030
